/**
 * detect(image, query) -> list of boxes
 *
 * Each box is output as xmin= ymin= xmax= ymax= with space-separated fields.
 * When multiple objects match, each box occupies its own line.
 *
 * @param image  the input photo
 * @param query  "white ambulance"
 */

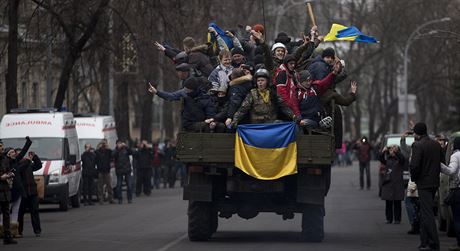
xmin=74 ymin=115 xmax=118 ymax=190
xmin=0 ymin=108 xmax=81 ymax=211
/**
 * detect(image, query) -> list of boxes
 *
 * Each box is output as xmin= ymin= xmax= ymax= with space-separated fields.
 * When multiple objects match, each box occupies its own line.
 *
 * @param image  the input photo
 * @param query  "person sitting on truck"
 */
xmin=296 ymin=62 xmax=342 ymax=129
xmin=231 ymin=69 xmax=295 ymax=126
xmin=224 ymin=68 xmax=254 ymax=128
xmin=206 ymin=84 xmax=228 ymax=133
xmin=208 ymin=49 xmax=233 ymax=93
xmin=149 ymin=76 xmax=218 ymax=132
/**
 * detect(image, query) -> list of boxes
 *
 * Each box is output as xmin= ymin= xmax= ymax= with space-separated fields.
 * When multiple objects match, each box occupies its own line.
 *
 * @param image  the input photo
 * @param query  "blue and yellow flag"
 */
xmin=324 ymin=23 xmax=378 ymax=43
xmin=207 ymin=22 xmax=234 ymax=51
xmin=235 ymin=122 xmax=297 ymax=180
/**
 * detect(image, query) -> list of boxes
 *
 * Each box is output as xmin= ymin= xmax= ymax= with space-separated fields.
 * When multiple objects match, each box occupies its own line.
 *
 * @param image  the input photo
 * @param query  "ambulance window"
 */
xmin=63 ymin=139 xmax=70 ymax=160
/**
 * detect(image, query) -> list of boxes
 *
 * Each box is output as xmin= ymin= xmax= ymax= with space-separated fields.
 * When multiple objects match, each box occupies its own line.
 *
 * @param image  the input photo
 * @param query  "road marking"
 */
xmin=156 ymin=233 xmax=187 ymax=251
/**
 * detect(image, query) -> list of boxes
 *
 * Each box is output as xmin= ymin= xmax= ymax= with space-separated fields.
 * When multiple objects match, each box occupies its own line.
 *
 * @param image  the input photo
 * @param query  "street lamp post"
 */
xmin=402 ymin=17 xmax=451 ymax=130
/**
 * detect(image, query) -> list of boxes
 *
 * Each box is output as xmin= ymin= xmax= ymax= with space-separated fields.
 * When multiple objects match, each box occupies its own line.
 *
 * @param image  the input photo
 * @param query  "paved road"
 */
xmin=5 ymin=162 xmax=456 ymax=251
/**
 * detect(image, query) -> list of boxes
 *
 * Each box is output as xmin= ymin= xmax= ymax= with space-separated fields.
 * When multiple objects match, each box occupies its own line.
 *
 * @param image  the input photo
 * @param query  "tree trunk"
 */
xmin=54 ymin=51 xmax=78 ymax=110
xmin=5 ymin=0 xmax=20 ymax=112
xmin=99 ymin=50 xmax=110 ymax=114
xmin=140 ymin=90 xmax=153 ymax=141
xmin=114 ymin=77 xmax=131 ymax=143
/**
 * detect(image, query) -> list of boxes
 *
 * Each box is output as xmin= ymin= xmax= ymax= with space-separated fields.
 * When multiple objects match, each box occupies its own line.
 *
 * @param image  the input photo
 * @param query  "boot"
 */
xmin=3 ymin=231 xmax=18 ymax=245
xmin=10 ymin=222 xmax=20 ymax=238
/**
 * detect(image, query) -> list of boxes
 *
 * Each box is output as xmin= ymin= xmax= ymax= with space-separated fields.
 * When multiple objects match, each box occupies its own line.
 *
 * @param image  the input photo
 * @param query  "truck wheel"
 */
xmin=210 ymin=207 xmax=218 ymax=234
xmin=71 ymin=186 xmax=81 ymax=208
xmin=447 ymin=212 xmax=456 ymax=237
xmin=59 ymin=184 xmax=69 ymax=211
xmin=301 ymin=204 xmax=324 ymax=242
xmin=188 ymin=201 xmax=212 ymax=241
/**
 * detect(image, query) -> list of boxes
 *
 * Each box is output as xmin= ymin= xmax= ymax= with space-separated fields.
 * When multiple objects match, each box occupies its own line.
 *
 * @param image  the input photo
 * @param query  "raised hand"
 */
xmin=351 ymin=81 xmax=358 ymax=94
xmin=148 ymin=82 xmax=157 ymax=95
xmin=153 ymin=41 xmax=165 ymax=52
xmin=332 ymin=61 xmax=342 ymax=75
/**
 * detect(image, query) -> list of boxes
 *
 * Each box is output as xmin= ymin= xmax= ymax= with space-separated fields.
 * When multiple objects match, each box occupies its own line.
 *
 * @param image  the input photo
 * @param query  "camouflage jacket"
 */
xmin=233 ymin=88 xmax=294 ymax=125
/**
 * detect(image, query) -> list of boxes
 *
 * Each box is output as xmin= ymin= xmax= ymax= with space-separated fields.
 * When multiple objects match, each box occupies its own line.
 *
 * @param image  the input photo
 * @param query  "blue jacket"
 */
xmin=307 ymin=56 xmax=332 ymax=81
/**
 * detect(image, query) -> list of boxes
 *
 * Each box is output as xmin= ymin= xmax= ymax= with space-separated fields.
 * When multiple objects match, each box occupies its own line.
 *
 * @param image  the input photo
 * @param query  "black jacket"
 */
xmin=113 ymin=147 xmax=132 ymax=175
xmin=307 ymin=56 xmax=331 ymax=81
xmin=226 ymin=77 xmax=253 ymax=119
xmin=18 ymin=155 xmax=42 ymax=198
xmin=182 ymin=91 xmax=216 ymax=130
xmin=134 ymin=147 xmax=153 ymax=169
xmin=409 ymin=135 xmax=443 ymax=189
xmin=81 ymin=150 xmax=97 ymax=177
xmin=95 ymin=148 xmax=112 ymax=173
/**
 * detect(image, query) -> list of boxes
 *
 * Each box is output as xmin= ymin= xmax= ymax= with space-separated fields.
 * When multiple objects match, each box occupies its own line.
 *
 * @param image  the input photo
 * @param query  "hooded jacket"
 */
xmin=226 ymin=75 xmax=254 ymax=119
xmin=273 ymin=63 xmax=301 ymax=116
xmin=308 ymin=55 xmax=332 ymax=81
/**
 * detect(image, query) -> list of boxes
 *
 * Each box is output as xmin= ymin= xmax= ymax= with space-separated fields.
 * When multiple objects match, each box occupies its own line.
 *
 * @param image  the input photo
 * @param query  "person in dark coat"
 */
xmin=0 ymin=137 xmax=31 ymax=245
xmin=225 ymin=68 xmax=253 ymax=127
xmin=81 ymin=144 xmax=97 ymax=205
xmin=409 ymin=122 xmax=443 ymax=251
xmin=95 ymin=140 xmax=114 ymax=204
xmin=353 ymin=137 xmax=373 ymax=190
xmin=134 ymin=141 xmax=153 ymax=196
xmin=17 ymin=151 xmax=42 ymax=237
xmin=307 ymin=48 xmax=335 ymax=81
xmin=379 ymin=145 xmax=406 ymax=224
xmin=112 ymin=140 xmax=133 ymax=204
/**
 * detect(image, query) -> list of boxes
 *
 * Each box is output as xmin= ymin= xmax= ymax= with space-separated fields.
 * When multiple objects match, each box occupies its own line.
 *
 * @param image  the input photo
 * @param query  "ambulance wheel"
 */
xmin=188 ymin=201 xmax=212 ymax=241
xmin=71 ymin=186 xmax=81 ymax=208
xmin=59 ymin=184 xmax=69 ymax=211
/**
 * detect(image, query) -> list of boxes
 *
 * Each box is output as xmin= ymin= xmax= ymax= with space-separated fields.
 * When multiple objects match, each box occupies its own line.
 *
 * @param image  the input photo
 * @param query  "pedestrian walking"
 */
xmin=95 ymin=140 xmax=115 ymax=204
xmin=81 ymin=144 xmax=97 ymax=205
xmin=17 ymin=151 xmax=42 ymax=237
xmin=353 ymin=136 xmax=373 ymax=190
xmin=410 ymin=122 xmax=443 ymax=251
xmin=379 ymin=145 xmax=405 ymax=224
xmin=134 ymin=140 xmax=153 ymax=196
xmin=440 ymin=137 xmax=460 ymax=251
xmin=113 ymin=140 xmax=133 ymax=204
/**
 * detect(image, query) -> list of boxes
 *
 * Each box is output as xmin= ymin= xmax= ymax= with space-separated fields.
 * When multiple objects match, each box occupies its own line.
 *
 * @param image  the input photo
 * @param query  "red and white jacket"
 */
xmin=273 ymin=64 xmax=301 ymax=116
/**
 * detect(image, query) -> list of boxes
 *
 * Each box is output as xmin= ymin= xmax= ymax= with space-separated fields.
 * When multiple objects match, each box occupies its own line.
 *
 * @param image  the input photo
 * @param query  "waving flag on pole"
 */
xmin=324 ymin=23 xmax=378 ymax=43
xmin=235 ymin=122 xmax=297 ymax=180
xmin=207 ymin=22 xmax=234 ymax=51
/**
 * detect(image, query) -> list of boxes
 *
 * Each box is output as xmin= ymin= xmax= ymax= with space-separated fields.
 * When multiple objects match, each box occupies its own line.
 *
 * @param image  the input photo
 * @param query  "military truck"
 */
xmin=176 ymin=129 xmax=334 ymax=242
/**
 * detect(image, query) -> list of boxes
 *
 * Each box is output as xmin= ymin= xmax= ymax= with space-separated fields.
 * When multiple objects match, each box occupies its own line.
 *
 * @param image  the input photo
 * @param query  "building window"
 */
xmin=21 ymin=82 xmax=28 ymax=107
xmin=32 ymin=82 xmax=39 ymax=107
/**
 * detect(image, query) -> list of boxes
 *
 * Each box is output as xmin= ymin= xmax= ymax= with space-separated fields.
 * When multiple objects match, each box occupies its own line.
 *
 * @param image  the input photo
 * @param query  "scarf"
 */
xmin=258 ymin=89 xmax=270 ymax=103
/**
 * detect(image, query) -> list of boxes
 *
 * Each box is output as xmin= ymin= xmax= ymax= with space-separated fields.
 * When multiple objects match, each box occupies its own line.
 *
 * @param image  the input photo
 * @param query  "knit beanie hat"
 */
xmin=322 ymin=47 xmax=335 ymax=59
xmin=275 ymin=32 xmax=291 ymax=44
xmin=252 ymin=24 xmax=265 ymax=34
xmin=299 ymin=70 xmax=311 ymax=82
xmin=413 ymin=122 xmax=427 ymax=135
xmin=283 ymin=54 xmax=296 ymax=65
xmin=183 ymin=77 xmax=201 ymax=90
xmin=231 ymin=47 xmax=245 ymax=57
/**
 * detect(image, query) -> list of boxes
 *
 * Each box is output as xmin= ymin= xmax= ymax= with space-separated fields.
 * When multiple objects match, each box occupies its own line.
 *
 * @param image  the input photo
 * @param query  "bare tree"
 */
xmin=5 ymin=0 xmax=20 ymax=112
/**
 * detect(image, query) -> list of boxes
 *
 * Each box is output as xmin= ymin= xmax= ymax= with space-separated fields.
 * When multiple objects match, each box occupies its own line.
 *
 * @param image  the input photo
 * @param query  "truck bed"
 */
xmin=176 ymin=132 xmax=334 ymax=165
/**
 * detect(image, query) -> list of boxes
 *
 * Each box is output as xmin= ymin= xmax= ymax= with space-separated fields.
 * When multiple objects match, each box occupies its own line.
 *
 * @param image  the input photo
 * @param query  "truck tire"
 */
xmin=188 ymin=201 xmax=212 ymax=241
xmin=447 ymin=212 xmax=456 ymax=237
xmin=210 ymin=207 xmax=218 ymax=234
xmin=59 ymin=184 xmax=69 ymax=211
xmin=301 ymin=204 xmax=324 ymax=242
xmin=71 ymin=185 xmax=81 ymax=208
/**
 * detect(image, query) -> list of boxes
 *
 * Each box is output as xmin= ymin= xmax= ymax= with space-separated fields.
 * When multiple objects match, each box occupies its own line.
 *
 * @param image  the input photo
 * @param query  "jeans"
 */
xmin=117 ymin=174 xmax=133 ymax=202
xmin=82 ymin=175 xmax=95 ymax=202
xmin=450 ymin=189 xmax=460 ymax=246
xmin=405 ymin=196 xmax=420 ymax=226
xmin=97 ymin=172 xmax=113 ymax=202
xmin=18 ymin=195 xmax=41 ymax=234
xmin=136 ymin=168 xmax=152 ymax=195
xmin=359 ymin=161 xmax=371 ymax=189
xmin=385 ymin=200 xmax=402 ymax=222
xmin=418 ymin=188 xmax=439 ymax=248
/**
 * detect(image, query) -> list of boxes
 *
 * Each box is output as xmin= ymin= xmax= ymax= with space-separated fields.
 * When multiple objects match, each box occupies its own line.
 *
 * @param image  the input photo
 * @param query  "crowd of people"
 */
xmin=148 ymin=24 xmax=358 ymax=139
xmin=80 ymin=138 xmax=185 ymax=207
xmin=0 ymin=137 xmax=184 ymax=245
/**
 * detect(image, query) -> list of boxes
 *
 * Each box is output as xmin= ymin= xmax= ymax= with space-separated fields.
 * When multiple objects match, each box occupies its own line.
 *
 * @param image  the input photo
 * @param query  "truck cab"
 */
xmin=0 ymin=108 xmax=82 ymax=211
